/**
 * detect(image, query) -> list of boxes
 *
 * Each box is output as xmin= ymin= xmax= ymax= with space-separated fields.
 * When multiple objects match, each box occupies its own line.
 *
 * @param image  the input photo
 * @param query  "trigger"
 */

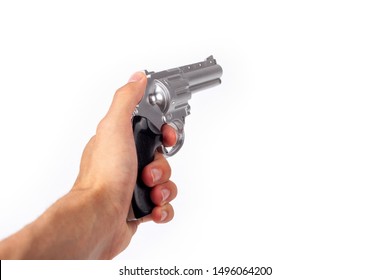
xmin=160 ymin=120 xmax=185 ymax=157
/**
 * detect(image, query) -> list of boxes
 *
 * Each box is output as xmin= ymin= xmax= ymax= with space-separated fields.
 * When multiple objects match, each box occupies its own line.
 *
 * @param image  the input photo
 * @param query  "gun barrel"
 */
xmin=180 ymin=56 xmax=223 ymax=93
xmin=189 ymin=77 xmax=221 ymax=93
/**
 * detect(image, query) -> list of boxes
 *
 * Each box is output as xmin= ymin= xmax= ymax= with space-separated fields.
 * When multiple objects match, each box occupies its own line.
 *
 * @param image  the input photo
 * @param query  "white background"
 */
xmin=0 ymin=0 xmax=389 ymax=279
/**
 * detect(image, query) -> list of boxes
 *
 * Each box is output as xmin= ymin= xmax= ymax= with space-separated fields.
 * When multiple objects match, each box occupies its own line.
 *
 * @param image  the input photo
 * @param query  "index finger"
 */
xmin=162 ymin=124 xmax=177 ymax=147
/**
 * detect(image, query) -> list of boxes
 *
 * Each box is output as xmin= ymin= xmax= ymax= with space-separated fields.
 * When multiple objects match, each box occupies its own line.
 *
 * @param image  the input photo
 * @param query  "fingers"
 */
xmin=141 ymin=123 xmax=176 ymax=186
xmin=162 ymin=124 xmax=177 ymax=147
xmin=141 ymin=152 xmax=171 ymax=187
xmin=139 ymin=144 xmax=178 ymax=225
xmin=141 ymin=154 xmax=177 ymax=205
xmin=133 ymin=203 xmax=175 ymax=224
xmin=150 ymin=180 xmax=177 ymax=206
xmin=151 ymin=204 xmax=175 ymax=223
xmin=139 ymin=158 xmax=177 ymax=225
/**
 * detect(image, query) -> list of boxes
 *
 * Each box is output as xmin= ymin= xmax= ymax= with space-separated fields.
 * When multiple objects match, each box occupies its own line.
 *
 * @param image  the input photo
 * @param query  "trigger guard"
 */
xmin=160 ymin=121 xmax=185 ymax=157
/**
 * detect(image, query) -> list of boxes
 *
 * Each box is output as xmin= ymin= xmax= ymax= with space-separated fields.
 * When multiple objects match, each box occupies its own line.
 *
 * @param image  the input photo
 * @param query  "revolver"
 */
xmin=128 ymin=56 xmax=223 ymax=220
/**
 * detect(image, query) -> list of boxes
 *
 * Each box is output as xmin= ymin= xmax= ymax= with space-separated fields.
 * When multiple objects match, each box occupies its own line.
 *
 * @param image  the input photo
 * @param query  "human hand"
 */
xmin=0 ymin=72 xmax=178 ymax=259
xmin=71 ymin=71 xmax=178 ymax=257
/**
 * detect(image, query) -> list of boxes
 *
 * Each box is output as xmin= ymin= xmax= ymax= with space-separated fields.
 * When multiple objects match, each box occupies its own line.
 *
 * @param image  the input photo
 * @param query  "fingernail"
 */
xmin=128 ymin=71 xmax=145 ymax=83
xmin=160 ymin=210 xmax=168 ymax=222
xmin=161 ymin=189 xmax=170 ymax=202
xmin=151 ymin=168 xmax=162 ymax=183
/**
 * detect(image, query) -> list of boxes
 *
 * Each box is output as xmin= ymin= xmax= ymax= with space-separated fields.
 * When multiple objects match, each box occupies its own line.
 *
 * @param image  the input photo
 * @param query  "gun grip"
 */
xmin=129 ymin=116 xmax=162 ymax=220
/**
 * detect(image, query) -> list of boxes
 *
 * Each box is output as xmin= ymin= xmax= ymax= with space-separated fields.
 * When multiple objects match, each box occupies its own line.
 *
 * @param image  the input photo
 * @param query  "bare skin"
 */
xmin=0 ymin=72 xmax=177 ymax=259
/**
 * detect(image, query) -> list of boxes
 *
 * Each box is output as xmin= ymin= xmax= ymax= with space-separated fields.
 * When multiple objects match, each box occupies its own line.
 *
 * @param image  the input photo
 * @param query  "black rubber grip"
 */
xmin=131 ymin=116 xmax=162 ymax=219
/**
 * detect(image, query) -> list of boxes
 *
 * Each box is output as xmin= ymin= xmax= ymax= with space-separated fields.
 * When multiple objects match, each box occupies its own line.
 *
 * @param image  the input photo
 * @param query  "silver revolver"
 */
xmin=128 ymin=56 xmax=223 ymax=220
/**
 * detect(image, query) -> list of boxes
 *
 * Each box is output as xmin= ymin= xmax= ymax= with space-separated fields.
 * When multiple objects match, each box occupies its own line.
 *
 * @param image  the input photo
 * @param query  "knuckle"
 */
xmin=115 ymin=83 xmax=130 ymax=95
xmin=96 ymin=117 xmax=110 ymax=133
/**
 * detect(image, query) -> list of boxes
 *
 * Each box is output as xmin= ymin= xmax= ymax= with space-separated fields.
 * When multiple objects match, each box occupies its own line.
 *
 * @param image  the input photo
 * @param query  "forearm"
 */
xmin=0 ymin=188 xmax=117 ymax=259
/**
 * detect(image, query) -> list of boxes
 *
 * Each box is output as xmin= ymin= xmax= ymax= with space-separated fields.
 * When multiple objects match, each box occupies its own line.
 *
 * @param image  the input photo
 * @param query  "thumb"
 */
xmin=106 ymin=72 xmax=147 ymax=122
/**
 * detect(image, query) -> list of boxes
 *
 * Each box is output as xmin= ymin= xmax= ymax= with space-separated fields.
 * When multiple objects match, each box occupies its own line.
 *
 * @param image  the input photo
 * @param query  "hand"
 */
xmin=0 ymin=72 xmax=178 ymax=259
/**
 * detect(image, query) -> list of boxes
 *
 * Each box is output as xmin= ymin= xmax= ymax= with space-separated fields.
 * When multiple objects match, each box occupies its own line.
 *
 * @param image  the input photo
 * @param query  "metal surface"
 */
xmin=134 ymin=56 xmax=223 ymax=156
